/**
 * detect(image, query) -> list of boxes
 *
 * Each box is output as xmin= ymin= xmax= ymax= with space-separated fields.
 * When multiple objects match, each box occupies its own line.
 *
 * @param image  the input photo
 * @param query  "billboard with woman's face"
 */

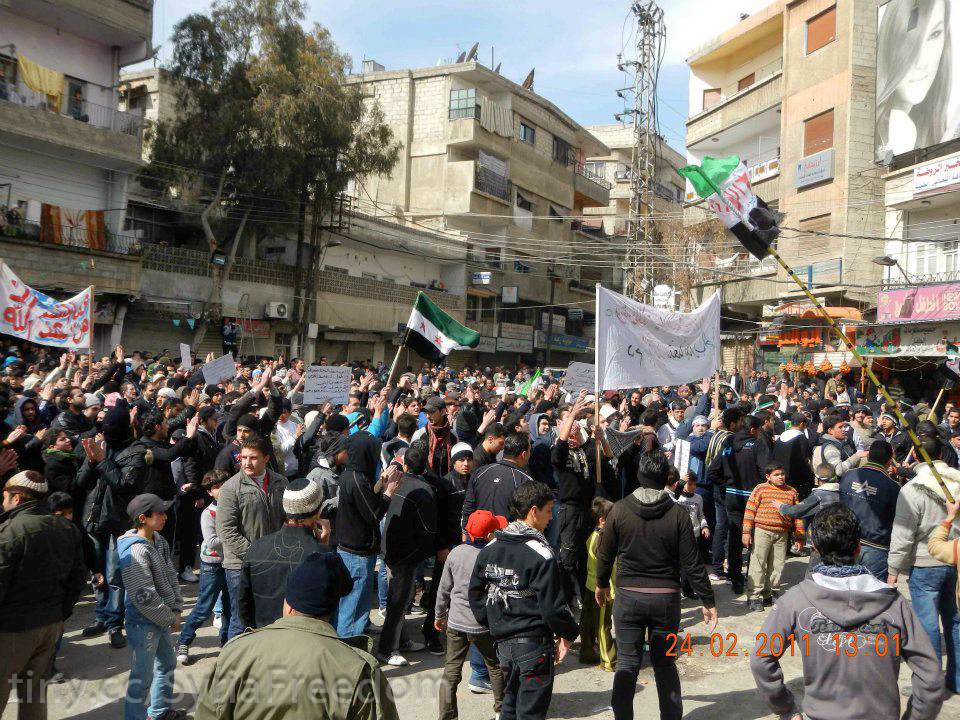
xmin=876 ymin=0 xmax=958 ymax=159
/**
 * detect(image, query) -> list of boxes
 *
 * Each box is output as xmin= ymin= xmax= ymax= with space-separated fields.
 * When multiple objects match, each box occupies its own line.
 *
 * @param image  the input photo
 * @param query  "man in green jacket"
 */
xmin=1 ymin=470 xmax=86 ymax=720
xmin=195 ymin=551 xmax=398 ymax=720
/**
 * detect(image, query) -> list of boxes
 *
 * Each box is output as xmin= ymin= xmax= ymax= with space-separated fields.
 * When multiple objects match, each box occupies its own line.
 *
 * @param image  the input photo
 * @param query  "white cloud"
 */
xmin=660 ymin=0 xmax=774 ymax=64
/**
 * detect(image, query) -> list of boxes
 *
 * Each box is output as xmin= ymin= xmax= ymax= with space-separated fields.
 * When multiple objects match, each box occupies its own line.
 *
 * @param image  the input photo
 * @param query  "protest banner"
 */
xmin=179 ymin=343 xmax=192 ymax=371
xmin=595 ymin=286 xmax=720 ymax=390
xmin=673 ymin=438 xmax=691 ymax=479
xmin=563 ymin=362 xmax=595 ymax=397
xmin=303 ymin=365 xmax=352 ymax=405
xmin=0 ymin=261 xmax=92 ymax=349
xmin=201 ymin=353 xmax=235 ymax=385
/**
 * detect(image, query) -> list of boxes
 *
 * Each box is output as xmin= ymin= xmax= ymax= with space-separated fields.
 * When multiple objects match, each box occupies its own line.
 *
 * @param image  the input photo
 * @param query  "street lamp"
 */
xmin=872 ymin=255 xmax=912 ymax=285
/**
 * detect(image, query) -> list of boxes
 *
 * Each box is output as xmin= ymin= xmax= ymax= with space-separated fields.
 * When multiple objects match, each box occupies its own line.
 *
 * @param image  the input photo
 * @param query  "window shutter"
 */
xmin=806 ymin=6 xmax=837 ymax=54
xmin=703 ymin=88 xmax=721 ymax=110
xmin=738 ymin=73 xmax=755 ymax=92
xmin=803 ymin=109 xmax=834 ymax=156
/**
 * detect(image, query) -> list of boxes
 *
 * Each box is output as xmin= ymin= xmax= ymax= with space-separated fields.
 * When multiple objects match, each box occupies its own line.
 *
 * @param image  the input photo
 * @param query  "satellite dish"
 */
xmin=455 ymin=51 xmax=466 ymax=63
xmin=465 ymin=42 xmax=479 ymax=62
xmin=522 ymin=68 xmax=535 ymax=90
xmin=494 ymin=62 xmax=502 ymax=73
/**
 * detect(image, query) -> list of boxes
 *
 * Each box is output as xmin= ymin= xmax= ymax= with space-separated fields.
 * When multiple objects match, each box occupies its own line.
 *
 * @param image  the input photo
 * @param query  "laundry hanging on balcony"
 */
xmin=17 ymin=54 xmax=64 ymax=113
xmin=478 ymin=96 xmax=514 ymax=138
xmin=40 ymin=204 xmax=106 ymax=251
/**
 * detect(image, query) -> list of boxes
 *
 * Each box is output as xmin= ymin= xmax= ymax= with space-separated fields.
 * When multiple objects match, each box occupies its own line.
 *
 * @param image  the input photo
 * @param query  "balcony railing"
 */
xmin=0 ymin=218 xmax=142 ymax=255
xmin=0 ymin=81 xmax=143 ymax=140
xmin=574 ymin=161 xmax=612 ymax=190
xmin=881 ymin=269 xmax=960 ymax=289
xmin=474 ymin=167 xmax=511 ymax=201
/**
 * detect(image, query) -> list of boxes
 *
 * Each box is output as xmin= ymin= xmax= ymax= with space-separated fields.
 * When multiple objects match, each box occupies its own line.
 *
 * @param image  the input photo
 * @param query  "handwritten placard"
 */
xmin=1 ymin=261 xmax=92 ymax=348
xmin=179 ymin=343 xmax=192 ymax=371
xmin=673 ymin=438 xmax=691 ymax=479
xmin=201 ymin=353 xmax=235 ymax=385
xmin=303 ymin=365 xmax=352 ymax=405
xmin=564 ymin=362 xmax=596 ymax=396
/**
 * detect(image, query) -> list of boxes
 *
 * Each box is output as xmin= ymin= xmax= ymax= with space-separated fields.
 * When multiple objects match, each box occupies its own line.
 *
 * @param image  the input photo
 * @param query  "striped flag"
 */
xmin=402 ymin=292 xmax=480 ymax=362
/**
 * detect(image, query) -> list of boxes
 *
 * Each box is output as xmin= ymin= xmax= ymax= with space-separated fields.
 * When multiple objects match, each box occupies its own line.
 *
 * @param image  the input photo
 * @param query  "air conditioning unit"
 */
xmin=265 ymin=302 xmax=289 ymax=319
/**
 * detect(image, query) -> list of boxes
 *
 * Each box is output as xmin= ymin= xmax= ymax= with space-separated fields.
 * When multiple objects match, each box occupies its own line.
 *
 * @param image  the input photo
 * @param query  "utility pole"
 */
xmin=618 ymin=0 xmax=665 ymax=302
xmin=544 ymin=267 xmax=557 ymax=369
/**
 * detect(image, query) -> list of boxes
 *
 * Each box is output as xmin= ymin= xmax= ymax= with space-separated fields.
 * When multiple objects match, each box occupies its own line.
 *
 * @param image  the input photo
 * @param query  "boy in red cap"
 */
xmin=435 ymin=509 xmax=507 ymax=720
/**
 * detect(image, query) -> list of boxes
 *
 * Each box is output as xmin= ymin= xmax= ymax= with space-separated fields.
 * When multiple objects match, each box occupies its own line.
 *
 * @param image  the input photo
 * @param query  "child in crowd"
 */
xmin=581 ymin=496 xmax=616 ymax=672
xmin=435 ymin=509 xmax=506 ymax=720
xmin=178 ymin=470 xmax=231 ymax=664
xmin=743 ymin=461 xmax=804 ymax=611
xmin=772 ymin=463 xmax=840 ymax=574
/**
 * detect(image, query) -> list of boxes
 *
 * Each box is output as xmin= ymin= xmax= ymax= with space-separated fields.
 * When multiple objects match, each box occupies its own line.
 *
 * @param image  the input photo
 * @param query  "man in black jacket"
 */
xmin=237 ymin=478 xmax=331 ymax=631
xmin=472 ymin=423 xmax=506 ymax=468
xmin=595 ymin=451 xmax=717 ymax=720
xmin=377 ymin=441 xmax=437 ymax=665
xmin=461 ymin=432 xmax=533 ymax=529
xmin=0 ymin=471 xmax=86 ymax=719
xmin=469 ymin=480 xmax=579 ymax=720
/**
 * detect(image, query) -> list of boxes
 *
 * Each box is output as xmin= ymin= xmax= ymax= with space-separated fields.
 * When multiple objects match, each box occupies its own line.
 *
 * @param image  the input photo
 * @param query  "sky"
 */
xmin=143 ymin=0 xmax=775 ymax=155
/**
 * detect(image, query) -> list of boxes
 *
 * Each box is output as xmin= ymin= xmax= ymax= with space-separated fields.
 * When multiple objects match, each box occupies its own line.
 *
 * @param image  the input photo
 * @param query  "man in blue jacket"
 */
xmin=839 ymin=440 xmax=900 ymax=580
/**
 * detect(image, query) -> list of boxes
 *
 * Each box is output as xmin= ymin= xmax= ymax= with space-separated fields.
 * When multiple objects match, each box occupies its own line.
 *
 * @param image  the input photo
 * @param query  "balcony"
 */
xmin=686 ymin=71 xmax=782 ymax=147
xmin=6 ymin=0 xmax=152 ymax=55
xmin=573 ymin=162 xmax=611 ymax=208
xmin=880 ymin=269 xmax=960 ymax=289
xmin=0 ymin=81 xmax=143 ymax=168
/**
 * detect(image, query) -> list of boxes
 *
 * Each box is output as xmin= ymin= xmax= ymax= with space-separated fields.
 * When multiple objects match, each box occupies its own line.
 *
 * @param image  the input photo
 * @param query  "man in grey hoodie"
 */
xmin=751 ymin=504 xmax=943 ymax=720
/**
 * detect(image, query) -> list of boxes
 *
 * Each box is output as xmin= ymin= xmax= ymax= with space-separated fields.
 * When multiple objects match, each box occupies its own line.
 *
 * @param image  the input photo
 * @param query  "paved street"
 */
xmin=6 ymin=555 xmax=960 ymax=720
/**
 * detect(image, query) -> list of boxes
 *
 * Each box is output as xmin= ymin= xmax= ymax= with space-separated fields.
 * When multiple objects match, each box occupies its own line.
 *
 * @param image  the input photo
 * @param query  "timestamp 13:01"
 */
xmin=666 ymin=632 xmax=902 ymax=658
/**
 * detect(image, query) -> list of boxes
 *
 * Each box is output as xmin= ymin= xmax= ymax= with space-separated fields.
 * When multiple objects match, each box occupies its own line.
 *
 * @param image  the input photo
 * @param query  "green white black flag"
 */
xmin=403 ymin=292 xmax=480 ymax=361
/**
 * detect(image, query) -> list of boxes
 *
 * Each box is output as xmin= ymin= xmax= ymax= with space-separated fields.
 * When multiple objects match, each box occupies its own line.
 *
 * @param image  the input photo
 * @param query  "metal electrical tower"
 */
xmin=618 ymin=1 xmax=665 ymax=302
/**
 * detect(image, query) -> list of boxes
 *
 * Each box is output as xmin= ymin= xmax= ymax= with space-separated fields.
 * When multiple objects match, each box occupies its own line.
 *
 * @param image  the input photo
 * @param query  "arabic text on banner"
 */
xmin=303 ymin=365 xmax=352 ymax=405
xmin=563 ymin=362 xmax=596 ymax=397
xmin=596 ymin=287 xmax=720 ymax=391
xmin=201 ymin=353 xmax=235 ymax=385
xmin=0 ymin=261 xmax=92 ymax=349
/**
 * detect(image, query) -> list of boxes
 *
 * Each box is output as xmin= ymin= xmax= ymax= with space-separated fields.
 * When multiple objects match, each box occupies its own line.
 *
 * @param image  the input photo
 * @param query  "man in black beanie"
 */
xmin=195 ymin=551 xmax=399 ymax=720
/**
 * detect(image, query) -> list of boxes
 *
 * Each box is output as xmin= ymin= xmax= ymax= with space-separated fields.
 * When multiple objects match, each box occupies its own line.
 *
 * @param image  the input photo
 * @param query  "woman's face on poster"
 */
xmin=898 ymin=0 xmax=947 ymax=105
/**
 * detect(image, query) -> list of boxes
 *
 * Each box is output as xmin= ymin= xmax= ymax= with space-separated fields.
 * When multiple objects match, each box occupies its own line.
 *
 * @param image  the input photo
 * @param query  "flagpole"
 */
xmin=594 ymin=283 xmax=602 ymax=488
xmin=88 ymin=284 xmax=95 ymax=365
xmin=689 ymin=166 xmax=954 ymax=502
xmin=386 ymin=328 xmax=409 ymax=387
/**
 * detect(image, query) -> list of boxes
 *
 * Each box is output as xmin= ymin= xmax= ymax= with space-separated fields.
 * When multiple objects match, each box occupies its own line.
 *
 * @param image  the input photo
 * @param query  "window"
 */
xmin=515 ymin=191 xmax=533 ymax=211
xmin=803 ymin=109 xmax=834 ymax=156
xmin=703 ymin=88 xmax=721 ymax=111
xmin=672 ymin=183 xmax=684 ymax=202
xmin=799 ymin=213 xmax=831 ymax=234
xmin=584 ymin=161 xmax=606 ymax=179
xmin=911 ymin=243 xmax=938 ymax=277
xmin=514 ymin=260 xmax=532 ymax=273
xmin=66 ymin=77 xmax=85 ymax=121
xmin=552 ymin=136 xmax=575 ymax=166
xmin=549 ymin=205 xmax=563 ymax=222
xmin=485 ymin=247 xmax=502 ymax=270
xmin=806 ymin=6 xmax=837 ymax=54
xmin=0 ymin=54 xmax=16 ymax=91
xmin=738 ymin=73 xmax=755 ymax=92
xmin=324 ymin=265 xmax=348 ymax=274
xmin=274 ymin=333 xmax=292 ymax=360
xmin=467 ymin=295 xmax=495 ymax=322
xmin=449 ymin=88 xmax=480 ymax=120
xmin=519 ymin=121 xmax=536 ymax=144
xmin=945 ymin=240 xmax=960 ymax=274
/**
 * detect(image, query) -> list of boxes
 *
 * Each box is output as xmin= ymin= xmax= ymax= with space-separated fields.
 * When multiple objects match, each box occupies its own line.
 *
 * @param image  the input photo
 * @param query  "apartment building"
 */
xmin=583 ymin=124 xmax=688 ymax=305
xmin=0 ymin=0 xmax=152 ymax=349
xmin=683 ymin=0 xmax=887 ymax=370
xmin=346 ymin=60 xmax=612 ymax=367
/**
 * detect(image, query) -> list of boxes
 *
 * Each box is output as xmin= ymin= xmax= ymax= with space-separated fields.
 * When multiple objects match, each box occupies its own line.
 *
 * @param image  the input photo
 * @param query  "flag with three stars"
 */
xmin=402 ymin=292 xmax=480 ymax=362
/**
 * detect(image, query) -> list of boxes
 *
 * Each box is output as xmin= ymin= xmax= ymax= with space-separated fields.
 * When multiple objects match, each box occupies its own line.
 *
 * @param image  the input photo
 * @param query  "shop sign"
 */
xmin=855 ymin=323 xmax=960 ymax=357
xmin=471 ymin=272 xmax=492 ymax=285
xmin=796 ymin=148 xmax=834 ymax=188
xmin=540 ymin=312 xmax=566 ymax=333
xmin=475 ymin=336 xmax=497 ymax=354
xmin=499 ymin=322 xmax=532 ymax=340
xmin=877 ymin=283 xmax=960 ymax=323
xmin=496 ymin=336 xmax=533 ymax=353
xmin=914 ymin=154 xmax=960 ymax=197
xmin=533 ymin=330 xmax=589 ymax=353
xmin=502 ymin=286 xmax=518 ymax=303
xmin=240 ymin=319 xmax=271 ymax=338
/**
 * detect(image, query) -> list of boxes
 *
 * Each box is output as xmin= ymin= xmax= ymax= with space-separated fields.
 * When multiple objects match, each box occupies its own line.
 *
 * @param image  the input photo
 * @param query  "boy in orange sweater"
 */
xmin=743 ymin=461 xmax=804 ymax=611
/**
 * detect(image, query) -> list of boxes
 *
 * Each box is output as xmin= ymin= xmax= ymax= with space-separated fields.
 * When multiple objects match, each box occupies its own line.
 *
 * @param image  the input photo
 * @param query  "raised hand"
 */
xmin=82 ymin=437 xmax=105 ymax=464
xmin=0 ymin=448 xmax=19 ymax=475
xmin=185 ymin=413 xmax=200 ymax=439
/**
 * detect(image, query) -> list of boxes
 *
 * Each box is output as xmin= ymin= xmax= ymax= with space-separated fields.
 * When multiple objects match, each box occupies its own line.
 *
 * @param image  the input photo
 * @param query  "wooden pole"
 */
xmin=713 ymin=371 xmax=720 ymax=417
xmin=385 ymin=329 xmax=408 ymax=386
xmin=929 ymin=386 xmax=947 ymax=422
xmin=595 ymin=282 xmax=602 ymax=487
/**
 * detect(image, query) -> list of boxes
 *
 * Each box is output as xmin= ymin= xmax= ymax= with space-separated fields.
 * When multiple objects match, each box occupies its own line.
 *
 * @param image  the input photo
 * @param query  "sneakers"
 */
xmin=408 ymin=605 xmax=427 ymax=617
xmin=730 ymin=580 xmax=745 ymax=596
xmin=708 ymin=573 xmax=722 ymax=583
xmin=375 ymin=608 xmax=387 ymax=622
xmin=148 ymin=710 xmax=187 ymax=720
xmin=177 ymin=645 xmax=189 ymax=665
xmin=82 ymin=622 xmax=107 ymax=638
xmin=382 ymin=653 xmax=408 ymax=667
xmin=49 ymin=668 xmax=66 ymax=684
xmin=399 ymin=640 xmax=426 ymax=653
xmin=748 ymin=599 xmax=765 ymax=612
xmin=468 ymin=678 xmax=493 ymax=694
xmin=212 ymin=613 xmax=222 ymax=629
xmin=109 ymin=627 xmax=127 ymax=649
xmin=762 ymin=595 xmax=775 ymax=607
xmin=178 ymin=567 xmax=199 ymax=584
xmin=426 ymin=637 xmax=444 ymax=655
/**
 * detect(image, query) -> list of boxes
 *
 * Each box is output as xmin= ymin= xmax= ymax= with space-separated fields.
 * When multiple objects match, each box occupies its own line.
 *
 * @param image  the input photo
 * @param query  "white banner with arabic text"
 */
xmin=0 ymin=261 xmax=93 ymax=348
xmin=596 ymin=287 xmax=720 ymax=390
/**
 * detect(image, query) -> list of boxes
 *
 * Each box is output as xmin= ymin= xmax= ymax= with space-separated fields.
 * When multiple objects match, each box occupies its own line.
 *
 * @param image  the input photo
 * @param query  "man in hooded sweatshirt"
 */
xmin=888 ymin=433 xmax=960 ymax=694
xmin=335 ymin=430 xmax=400 ymax=638
xmin=751 ymin=504 xmax=944 ymax=720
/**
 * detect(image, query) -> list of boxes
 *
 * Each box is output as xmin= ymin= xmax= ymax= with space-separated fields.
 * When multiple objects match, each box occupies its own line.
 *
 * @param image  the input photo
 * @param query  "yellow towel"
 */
xmin=18 ymin=54 xmax=63 ymax=112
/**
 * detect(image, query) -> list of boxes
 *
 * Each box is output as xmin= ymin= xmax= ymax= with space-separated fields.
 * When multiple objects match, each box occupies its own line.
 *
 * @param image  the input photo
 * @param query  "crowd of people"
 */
xmin=0 ymin=342 xmax=958 ymax=720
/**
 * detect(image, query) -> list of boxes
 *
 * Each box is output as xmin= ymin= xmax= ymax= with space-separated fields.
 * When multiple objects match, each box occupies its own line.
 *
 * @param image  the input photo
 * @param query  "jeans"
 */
xmin=91 ymin=533 xmax=124 ymax=630
xmin=908 ymin=565 xmax=960 ymax=692
xmin=179 ymin=562 xmax=229 ymax=647
xmin=377 ymin=556 xmax=389 ymax=611
xmin=469 ymin=643 xmax=490 ymax=683
xmin=422 ymin=559 xmax=444 ymax=643
xmin=439 ymin=628 xmax=504 ymax=720
xmin=696 ymin=484 xmax=715 ymax=535
xmin=612 ymin=589 xmax=682 ymax=720
xmin=335 ymin=549 xmax=378 ymax=638
xmin=724 ymin=506 xmax=746 ymax=586
xmin=378 ymin=562 xmax=418 ymax=656
xmin=497 ymin=637 xmax=556 ymax=720
xmin=858 ymin=545 xmax=889 ymax=581
xmin=176 ymin=501 xmax=201 ymax=573
xmin=545 ymin=500 xmax=561 ymax=551
xmin=711 ymin=497 xmax=728 ymax=575
xmin=224 ymin=568 xmax=245 ymax=640
xmin=124 ymin=622 xmax=176 ymax=720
